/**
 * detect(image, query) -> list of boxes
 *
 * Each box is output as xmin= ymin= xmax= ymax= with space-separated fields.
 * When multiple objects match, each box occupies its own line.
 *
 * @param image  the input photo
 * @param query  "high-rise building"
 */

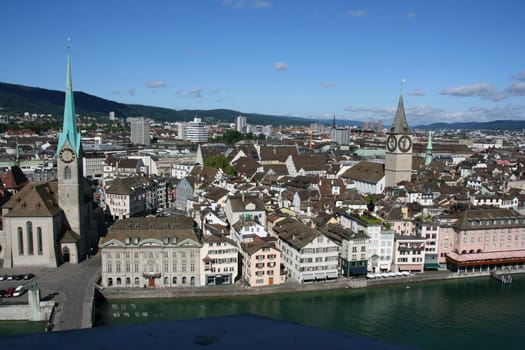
xmin=377 ymin=119 xmax=383 ymax=134
xmin=330 ymin=127 xmax=350 ymax=145
xmin=370 ymin=120 xmax=375 ymax=132
xmin=185 ymin=116 xmax=209 ymax=143
xmin=385 ymin=95 xmax=413 ymax=187
xmin=363 ymin=122 xmax=369 ymax=130
xmin=236 ymin=115 xmax=247 ymax=133
xmin=130 ymin=117 xmax=150 ymax=145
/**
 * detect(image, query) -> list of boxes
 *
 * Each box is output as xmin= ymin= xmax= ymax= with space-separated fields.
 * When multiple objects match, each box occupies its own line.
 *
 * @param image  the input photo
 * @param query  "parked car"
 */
xmin=13 ymin=285 xmax=25 ymax=297
xmin=0 ymin=289 xmax=5 ymax=298
xmin=13 ymin=274 xmax=24 ymax=281
xmin=4 ymin=287 xmax=15 ymax=298
xmin=0 ymin=275 xmax=8 ymax=281
xmin=23 ymin=273 xmax=35 ymax=280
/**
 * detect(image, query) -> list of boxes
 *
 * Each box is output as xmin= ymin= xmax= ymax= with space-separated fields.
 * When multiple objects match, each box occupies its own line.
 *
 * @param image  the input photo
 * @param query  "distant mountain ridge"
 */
xmin=0 ymin=82 xmax=314 ymax=126
xmin=1 ymin=81 xmax=523 ymax=130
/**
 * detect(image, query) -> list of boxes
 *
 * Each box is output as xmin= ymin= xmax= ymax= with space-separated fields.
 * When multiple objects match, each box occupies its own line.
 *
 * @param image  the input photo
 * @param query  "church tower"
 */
xmin=425 ymin=131 xmax=433 ymax=169
xmin=385 ymin=95 xmax=413 ymax=187
xmin=57 ymin=43 xmax=87 ymax=258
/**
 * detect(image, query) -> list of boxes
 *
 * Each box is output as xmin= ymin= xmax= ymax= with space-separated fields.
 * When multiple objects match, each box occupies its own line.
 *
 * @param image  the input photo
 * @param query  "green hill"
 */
xmin=0 ymin=81 xmax=313 ymax=126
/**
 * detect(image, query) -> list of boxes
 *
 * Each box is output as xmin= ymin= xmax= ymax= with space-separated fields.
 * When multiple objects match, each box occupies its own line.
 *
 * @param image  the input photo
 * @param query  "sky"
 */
xmin=1 ymin=0 xmax=525 ymax=126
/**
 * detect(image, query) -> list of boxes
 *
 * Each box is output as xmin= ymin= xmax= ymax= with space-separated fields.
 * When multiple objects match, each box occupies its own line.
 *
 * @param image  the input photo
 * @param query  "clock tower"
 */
xmin=385 ymin=95 xmax=413 ymax=188
xmin=57 ymin=43 xmax=87 ymax=258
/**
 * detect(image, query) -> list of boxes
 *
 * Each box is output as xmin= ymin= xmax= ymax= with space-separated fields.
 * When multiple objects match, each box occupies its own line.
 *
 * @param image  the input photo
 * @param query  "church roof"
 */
xmin=61 ymin=229 xmax=81 ymax=243
xmin=2 ymin=182 xmax=62 ymax=217
xmin=389 ymin=95 xmax=411 ymax=134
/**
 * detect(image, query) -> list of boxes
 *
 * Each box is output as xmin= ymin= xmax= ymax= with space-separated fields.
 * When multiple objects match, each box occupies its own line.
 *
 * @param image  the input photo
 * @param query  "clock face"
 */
xmin=398 ymin=135 xmax=412 ymax=152
xmin=386 ymin=135 xmax=397 ymax=152
xmin=59 ymin=148 xmax=75 ymax=163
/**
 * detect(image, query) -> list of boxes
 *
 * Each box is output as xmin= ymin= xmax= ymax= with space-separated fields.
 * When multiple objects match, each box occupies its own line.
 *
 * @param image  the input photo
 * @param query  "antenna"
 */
xmin=67 ymin=36 xmax=71 ymax=52
xmin=400 ymin=78 xmax=406 ymax=94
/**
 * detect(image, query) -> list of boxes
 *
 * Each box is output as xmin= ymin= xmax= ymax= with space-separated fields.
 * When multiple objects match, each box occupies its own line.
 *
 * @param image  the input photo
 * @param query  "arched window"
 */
xmin=64 ymin=166 xmax=71 ymax=180
xmin=26 ymin=221 xmax=34 ymax=255
xmin=190 ymin=276 xmax=195 ymax=285
xmin=37 ymin=227 xmax=43 ymax=255
xmin=17 ymin=227 xmax=24 ymax=255
xmin=172 ymin=276 xmax=177 ymax=284
xmin=116 ymin=278 xmax=122 ymax=285
xmin=126 ymin=277 xmax=131 ymax=285
xmin=134 ymin=277 xmax=140 ymax=285
xmin=164 ymin=277 xmax=169 ymax=285
xmin=182 ymin=276 xmax=187 ymax=284
xmin=108 ymin=278 xmax=113 ymax=287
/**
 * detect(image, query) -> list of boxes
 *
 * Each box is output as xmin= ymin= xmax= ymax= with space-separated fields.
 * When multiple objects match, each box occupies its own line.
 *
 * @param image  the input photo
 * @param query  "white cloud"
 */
xmin=223 ymin=0 xmax=271 ymax=9
xmin=274 ymin=61 xmax=288 ymax=71
xmin=189 ymin=88 xmax=202 ymax=98
xmin=111 ymin=90 xmax=120 ymax=96
xmin=408 ymin=89 xmax=426 ymax=96
xmin=321 ymin=81 xmax=336 ymax=88
xmin=506 ymin=82 xmax=525 ymax=96
xmin=407 ymin=12 xmax=416 ymax=18
xmin=128 ymin=88 xmax=136 ymax=96
xmin=440 ymin=83 xmax=504 ymax=101
xmin=146 ymin=80 xmax=167 ymax=88
xmin=511 ymin=71 xmax=525 ymax=81
xmin=254 ymin=1 xmax=271 ymax=8
xmin=343 ymin=10 xmax=366 ymax=17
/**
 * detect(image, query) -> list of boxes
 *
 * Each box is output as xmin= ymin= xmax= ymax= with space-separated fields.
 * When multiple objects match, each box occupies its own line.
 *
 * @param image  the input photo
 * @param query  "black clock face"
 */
xmin=386 ymin=135 xmax=397 ymax=152
xmin=59 ymin=148 xmax=75 ymax=163
xmin=398 ymin=135 xmax=412 ymax=152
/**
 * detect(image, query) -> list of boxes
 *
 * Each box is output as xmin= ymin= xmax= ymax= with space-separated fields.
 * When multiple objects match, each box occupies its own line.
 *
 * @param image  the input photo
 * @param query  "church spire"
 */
xmin=390 ymin=94 xmax=411 ymax=134
xmin=332 ymin=114 xmax=336 ymax=128
xmin=57 ymin=38 xmax=81 ymax=155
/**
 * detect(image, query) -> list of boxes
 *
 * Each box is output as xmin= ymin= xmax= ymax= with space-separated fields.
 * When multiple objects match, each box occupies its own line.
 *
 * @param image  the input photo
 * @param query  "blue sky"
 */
xmin=1 ymin=0 xmax=525 ymax=126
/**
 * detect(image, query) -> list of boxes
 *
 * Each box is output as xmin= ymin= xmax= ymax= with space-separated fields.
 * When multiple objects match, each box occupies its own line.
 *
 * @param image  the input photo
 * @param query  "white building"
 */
xmin=129 ymin=117 xmax=150 ymax=145
xmin=274 ymin=218 xmax=340 ymax=283
xmin=236 ymin=115 xmax=247 ymax=133
xmin=340 ymin=212 xmax=394 ymax=272
xmin=200 ymin=235 xmax=238 ymax=286
xmin=185 ymin=117 xmax=208 ymax=143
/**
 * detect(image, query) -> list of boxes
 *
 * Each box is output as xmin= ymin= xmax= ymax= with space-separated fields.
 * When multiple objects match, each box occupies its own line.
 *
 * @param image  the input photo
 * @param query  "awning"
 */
xmin=350 ymin=267 xmax=368 ymax=275
xmin=424 ymin=263 xmax=441 ymax=270
xmin=326 ymin=272 xmax=338 ymax=279
xmin=315 ymin=273 xmax=326 ymax=280
xmin=398 ymin=264 xmax=423 ymax=271
xmin=303 ymin=273 xmax=314 ymax=281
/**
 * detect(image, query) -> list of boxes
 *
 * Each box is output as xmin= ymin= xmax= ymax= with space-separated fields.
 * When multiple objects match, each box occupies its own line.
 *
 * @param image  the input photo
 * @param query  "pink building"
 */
xmin=241 ymin=237 xmax=281 ymax=287
xmin=438 ymin=209 xmax=525 ymax=270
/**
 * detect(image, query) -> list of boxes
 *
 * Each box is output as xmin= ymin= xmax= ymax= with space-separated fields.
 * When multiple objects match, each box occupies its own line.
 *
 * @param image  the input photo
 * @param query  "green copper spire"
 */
xmin=390 ymin=95 xmax=411 ymax=134
xmin=57 ymin=40 xmax=81 ymax=156
xmin=425 ymin=131 xmax=433 ymax=168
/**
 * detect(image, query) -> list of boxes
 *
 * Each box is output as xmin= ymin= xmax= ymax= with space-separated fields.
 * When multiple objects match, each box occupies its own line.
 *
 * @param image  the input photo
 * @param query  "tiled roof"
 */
xmin=2 ymin=181 xmax=62 ymax=217
xmin=259 ymin=145 xmax=298 ymax=162
xmin=454 ymin=208 xmax=525 ymax=230
xmin=273 ymin=218 xmax=319 ymax=250
xmin=100 ymin=216 xmax=198 ymax=245
xmin=342 ymin=161 xmax=384 ymax=183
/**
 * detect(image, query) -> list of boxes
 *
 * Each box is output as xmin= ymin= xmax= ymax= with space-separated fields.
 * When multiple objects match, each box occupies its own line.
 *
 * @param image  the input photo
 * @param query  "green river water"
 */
xmin=93 ymin=275 xmax=525 ymax=350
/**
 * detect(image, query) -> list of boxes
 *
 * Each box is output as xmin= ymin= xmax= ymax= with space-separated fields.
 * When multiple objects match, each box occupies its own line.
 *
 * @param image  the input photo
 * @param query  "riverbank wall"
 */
xmin=101 ymin=267 xmax=525 ymax=300
xmin=0 ymin=300 xmax=55 ymax=321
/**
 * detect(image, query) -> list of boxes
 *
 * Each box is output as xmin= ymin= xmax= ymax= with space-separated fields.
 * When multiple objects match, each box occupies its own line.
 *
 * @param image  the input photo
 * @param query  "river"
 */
xmin=93 ymin=275 xmax=525 ymax=349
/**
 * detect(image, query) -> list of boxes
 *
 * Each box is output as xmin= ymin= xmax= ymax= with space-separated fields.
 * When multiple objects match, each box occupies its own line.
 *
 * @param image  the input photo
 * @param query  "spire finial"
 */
xmin=400 ymin=78 xmax=406 ymax=95
xmin=67 ymin=37 xmax=71 ymax=52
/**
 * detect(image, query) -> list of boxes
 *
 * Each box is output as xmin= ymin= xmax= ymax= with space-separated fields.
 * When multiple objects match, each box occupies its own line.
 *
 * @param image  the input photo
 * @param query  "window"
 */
xmin=107 ymin=263 xmax=112 ymax=273
xmin=116 ymin=278 xmax=122 ymax=285
xmin=190 ymin=276 xmax=195 ymax=285
xmin=26 ymin=222 xmax=34 ymax=255
xmin=64 ymin=166 xmax=71 ymax=180
xmin=173 ymin=263 xmax=177 ymax=272
xmin=116 ymin=262 xmax=121 ymax=273
xmin=17 ymin=227 xmax=24 ymax=255
xmin=182 ymin=276 xmax=187 ymax=284
xmin=164 ymin=277 xmax=169 ymax=285
xmin=107 ymin=278 xmax=113 ymax=287
xmin=126 ymin=262 xmax=131 ymax=273
xmin=182 ymin=263 xmax=187 ymax=272
xmin=134 ymin=263 xmax=139 ymax=273
xmin=134 ymin=277 xmax=140 ymax=286
xmin=37 ymin=227 xmax=43 ymax=255
xmin=190 ymin=263 xmax=195 ymax=272
xmin=126 ymin=277 xmax=131 ymax=285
